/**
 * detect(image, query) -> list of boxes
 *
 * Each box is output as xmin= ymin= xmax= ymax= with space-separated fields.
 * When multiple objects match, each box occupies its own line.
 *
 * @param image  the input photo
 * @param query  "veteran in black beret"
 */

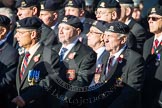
xmin=53 ymin=15 xmax=97 ymax=108
xmin=12 ymin=17 xmax=61 ymax=108
xmin=0 ymin=15 xmax=18 ymax=108
xmin=142 ymin=4 xmax=162 ymax=108
xmin=64 ymin=0 xmax=95 ymax=45
xmin=14 ymin=0 xmax=58 ymax=49
xmin=89 ymin=21 xmax=144 ymax=108
xmin=95 ymin=0 xmax=121 ymax=23
xmin=118 ymin=0 xmax=146 ymax=54
xmin=39 ymin=0 xmax=62 ymax=36
xmin=87 ymin=20 xmax=108 ymax=85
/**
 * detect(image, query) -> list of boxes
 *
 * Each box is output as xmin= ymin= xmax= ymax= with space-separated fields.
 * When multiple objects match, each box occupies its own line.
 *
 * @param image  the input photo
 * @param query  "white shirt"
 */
xmin=26 ymin=42 xmax=41 ymax=63
xmin=59 ymin=38 xmax=79 ymax=60
xmin=96 ymin=47 xmax=106 ymax=61
xmin=20 ymin=42 xmax=41 ymax=72
xmin=51 ymin=22 xmax=58 ymax=30
xmin=154 ymin=35 xmax=162 ymax=47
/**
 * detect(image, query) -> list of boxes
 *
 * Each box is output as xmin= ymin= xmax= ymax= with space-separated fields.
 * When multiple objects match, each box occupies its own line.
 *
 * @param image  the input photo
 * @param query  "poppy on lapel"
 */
xmin=33 ymin=54 xmax=41 ymax=62
xmin=68 ymin=52 xmax=76 ymax=59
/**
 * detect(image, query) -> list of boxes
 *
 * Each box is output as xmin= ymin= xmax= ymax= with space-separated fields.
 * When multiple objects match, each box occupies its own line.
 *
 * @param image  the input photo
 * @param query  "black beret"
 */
xmin=92 ymin=20 xmax=107 ymax=32
xmin=105 ymin=21 xmax=129 ymax=34
xmin=148 ymin=5 xmax=162 ymax=16
xmin=118 ymin=0 xmax=134 ymax=4
xmin=65 ymin=0 xmax=85 ymax=9
xmin=61 ymin=15 xmax=83 ymax=32
xmin=15 ymin=0 xmax=40 ymax=8
xmin=97 ymin=0 xmax=121 ymax=8
xmin=16 ymin=17 xmax=43 ymax=29
xmin=0 ymin=15 xmax=10 ymax=27
xmin=41 ymin=0 xmax=62 ymax=11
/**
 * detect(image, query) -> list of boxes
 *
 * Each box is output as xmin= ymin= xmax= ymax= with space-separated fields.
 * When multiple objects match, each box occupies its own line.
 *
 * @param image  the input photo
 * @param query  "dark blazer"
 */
xmin=89 ymin=48 xmax=144 ymax=108
xmin=15 ymin=44 xmax=60 ymax=108
xmin=127 ymin=18 xmax=146 ymax=54
xmin=40 ymin=24 xmax=58 ymax=47
xmin=0 ymin=42 xmax=18 ymax=108
xmin=142 ymin=37 xmax=162 ymax=108
xmin=53 ymin=41 xmax=97 ymax=107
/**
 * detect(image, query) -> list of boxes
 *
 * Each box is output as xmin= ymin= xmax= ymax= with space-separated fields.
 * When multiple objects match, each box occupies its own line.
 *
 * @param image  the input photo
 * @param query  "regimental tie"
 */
xmin=151 ymin=39 xmax=159 ymax=54
xmin=20 ymin=52 xmax=30 ymax=80
xmin=105 ymin=56 xmax=114 ymax=77
xmin=60 ymin=47 xmax=68 ymax=61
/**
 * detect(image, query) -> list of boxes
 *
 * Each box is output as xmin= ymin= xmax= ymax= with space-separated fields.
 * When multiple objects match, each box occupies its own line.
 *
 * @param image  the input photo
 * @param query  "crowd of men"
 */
xmin=0 ymin=0 xmax=162 ymax=108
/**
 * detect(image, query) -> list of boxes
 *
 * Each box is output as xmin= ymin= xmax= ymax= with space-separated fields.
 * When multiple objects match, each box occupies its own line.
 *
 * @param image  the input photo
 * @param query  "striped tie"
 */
xmin=105 ymin=56 xmax=114 ymax=77
xmin=20 ymin=52 xmax=30 ymax=80
xmin=60 ymin=48 xmax=67 ymax=61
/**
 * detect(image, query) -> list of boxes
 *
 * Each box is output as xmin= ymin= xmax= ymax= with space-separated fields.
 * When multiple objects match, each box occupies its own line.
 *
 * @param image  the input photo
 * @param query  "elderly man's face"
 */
xmin=58 ymin=23 xmax=78 ymax=44
xmin=14 ymin=28 xmax=33 ymax=49
xmin=96 ymin=8 xmax=113 ymax=23
xmin=65 ymin=7 xmax=80 ymax=17
xmin=17 ymin=7 xmax=35 ymax=20
xmin=103 ymin=31 xmax=122 ymax=53
xmin=148 ymin=14 xmax=162 ymax=34
xmin=87 ymin=26 xmax=103 ymax=49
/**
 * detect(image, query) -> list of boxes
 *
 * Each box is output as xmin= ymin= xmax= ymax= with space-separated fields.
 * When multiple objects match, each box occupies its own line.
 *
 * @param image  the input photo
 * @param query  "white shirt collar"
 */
xmin=51 ymin=22 xmax=58 ymax=30
xmin=59 ymin=38 xmax=79 ymax=60
xmin=154 ymin=35 xmax=162 ymax=45
xmin=125 ymin=19 xmax=131 ymax=25
xmin=27 ymin=42 xmax=41 ymax=62
xmin=96 ymin=47 xmax=106 ymax=60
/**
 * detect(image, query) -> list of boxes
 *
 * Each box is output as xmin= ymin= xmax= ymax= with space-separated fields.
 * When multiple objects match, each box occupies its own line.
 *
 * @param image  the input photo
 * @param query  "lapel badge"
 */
xmin=33 ymin=54 xmax=41 ymax=63
xmin=100 ymin=2 xmax=105 ymax=8
xmin=117 ymin=54 xmax=124 ymax=63
xmin=66 ymin=69 xmax=76 ymax=81
xmin=68 ymin=52 xmax=76 ymax=59
xmin=155 ymin=53 xmax=160 ymax=66
xmin=95 ymin=64 xmax=103 ymax=74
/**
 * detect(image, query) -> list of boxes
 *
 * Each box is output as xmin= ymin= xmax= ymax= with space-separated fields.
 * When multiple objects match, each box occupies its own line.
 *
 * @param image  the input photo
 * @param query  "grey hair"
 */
xmin=0 ymin=7 xmax=16 ymax=24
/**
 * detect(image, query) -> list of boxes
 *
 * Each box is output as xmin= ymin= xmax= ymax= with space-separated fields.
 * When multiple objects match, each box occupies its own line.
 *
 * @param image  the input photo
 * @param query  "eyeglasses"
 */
xmin=95 ymin=11 xmax=112 ymax=15
xmin=147 ymin=17 xmax=162 ymax=21
xmin=16 ymin=30 xmax=32 ymax=35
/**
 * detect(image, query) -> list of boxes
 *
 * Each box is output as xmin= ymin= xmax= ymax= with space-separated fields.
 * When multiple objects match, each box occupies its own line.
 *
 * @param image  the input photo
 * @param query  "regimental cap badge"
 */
xmin=151 ymin=8 xmax=156 ymax=13
xmin=93 ymin=21 xmax=98 ymax=26
xmin=108 ymin=26 xmax=114 ymax=31
xmin=41 ymin=4 xmax=44 ymax=10
xmin=67 ymin=0 xmax=73 ymax=6
xmin=100 ymin=2 xmax=105 ymax=8
xmin=63 ymin=17 xmax=68 ymax=22
xmin=16 ymin=22 xmax=20 ymax=28
xmin=21 ymin=1 xmax=27 ymax=7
